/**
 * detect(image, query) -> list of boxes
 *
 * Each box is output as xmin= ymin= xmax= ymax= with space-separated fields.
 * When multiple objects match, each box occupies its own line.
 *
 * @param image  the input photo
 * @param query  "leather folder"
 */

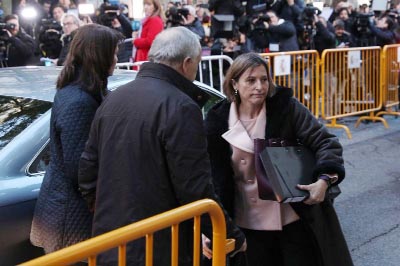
xmin=259 ymin=146 xmax=341 ymax=203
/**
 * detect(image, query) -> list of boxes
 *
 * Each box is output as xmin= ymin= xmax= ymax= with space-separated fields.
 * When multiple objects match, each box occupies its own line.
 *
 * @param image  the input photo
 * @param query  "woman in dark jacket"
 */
xmin=204 ymin=53 xmax=353 ymax=266
xmin=30 ymin=24 xmax=123 ymax=253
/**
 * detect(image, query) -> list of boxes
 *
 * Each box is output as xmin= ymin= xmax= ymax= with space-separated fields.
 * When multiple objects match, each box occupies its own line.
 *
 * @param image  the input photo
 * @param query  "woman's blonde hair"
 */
xmin=145 ymin=0 xmax=165 ymax=21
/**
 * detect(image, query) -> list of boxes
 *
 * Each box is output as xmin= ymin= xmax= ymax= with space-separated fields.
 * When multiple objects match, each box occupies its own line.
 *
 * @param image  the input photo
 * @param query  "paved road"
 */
xmin=327 ymin=115 xmax=400 ymax=266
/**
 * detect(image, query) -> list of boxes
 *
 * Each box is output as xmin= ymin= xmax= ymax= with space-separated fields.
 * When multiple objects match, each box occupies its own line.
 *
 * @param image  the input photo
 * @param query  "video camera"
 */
xmin=165 ymin=5 xmax=190 ymax=27
xmin=0 ymin=22 xmax=16 ymax=40
xmin=38 ymin=18 xmax=62 ymax=59
xmin=99 ymin=5 xmax=120 ymax=28
xmin=302 ymin=3 xmax=321 ymax=25
xmin=250 ymin=3 xmax=270 ymax=26
xmin=0 ymin=21 xmax=17 ymax=62
xmin=354 ymin=12 xmax=374 ymax=32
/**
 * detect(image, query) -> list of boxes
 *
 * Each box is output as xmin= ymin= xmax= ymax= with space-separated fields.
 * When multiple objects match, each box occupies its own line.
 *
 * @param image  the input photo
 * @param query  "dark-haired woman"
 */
xmin=204 ymin=53 xmax=353 ymax=266
xmin=30 ymin=24 xmax=123 ymax=253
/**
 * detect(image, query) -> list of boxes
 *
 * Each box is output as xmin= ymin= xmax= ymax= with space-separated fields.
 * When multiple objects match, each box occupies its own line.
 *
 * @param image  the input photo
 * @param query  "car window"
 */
xmin=29 ymin=144 xmax=50 ymax=174
xmin=0 ymin=96 xmax=52 ymax=151
xmin=202 ymin=91 xmax=222 ymax=118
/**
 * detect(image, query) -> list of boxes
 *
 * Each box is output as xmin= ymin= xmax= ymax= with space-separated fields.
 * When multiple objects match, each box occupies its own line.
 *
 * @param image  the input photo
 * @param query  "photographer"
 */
xmin=98 ymin=3 xmax=133 ymax=63
xmin=38 ymin=17 xmax=62 ymax=62
xmin=263 ymin=10 xmax=299 ymax=52
xmin=98 ymin=3 xmax=132 ymax=38
xmin=313 ymin=15 xmax=335 ymax=54
xmin=368 ymin=15 xmax=396 ymax=47
xmin=1 ymin=14 xmax=35 ymax=67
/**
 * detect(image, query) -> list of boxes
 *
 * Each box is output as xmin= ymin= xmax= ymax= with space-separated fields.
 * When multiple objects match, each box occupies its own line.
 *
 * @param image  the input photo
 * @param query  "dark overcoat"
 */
xmin=30 ymin=85 xmax=97 ymax=253
xmin=205 ymin=87 xmax=353 ymax=266
xmin=78 ymin=62 xmax=245 ymax=266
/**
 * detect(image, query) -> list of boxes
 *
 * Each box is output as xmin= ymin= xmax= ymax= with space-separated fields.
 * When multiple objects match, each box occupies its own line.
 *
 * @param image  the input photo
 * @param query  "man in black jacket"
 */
xmin=1 ymin=14 xmax=35 ymax=67
xmin=78 ymin=26 xmax=246 ymax=266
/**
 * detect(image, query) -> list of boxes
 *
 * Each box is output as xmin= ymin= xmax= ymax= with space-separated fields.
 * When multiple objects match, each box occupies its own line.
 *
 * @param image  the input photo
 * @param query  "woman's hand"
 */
xmin=297 ymin=179 xmax=328 ymax=205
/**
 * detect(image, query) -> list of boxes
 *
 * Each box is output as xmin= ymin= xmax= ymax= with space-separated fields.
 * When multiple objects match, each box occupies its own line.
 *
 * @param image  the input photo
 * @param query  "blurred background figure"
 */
xmin=51 ymin=4 xmax=66 ymax=23
xmin=1 ymin=14 xmax=35 ymax=67
xmin=97 ymin=1 xmax=133 ymax=63
xmin=131 ymin=0 xmax=164 ymax=63
xmin=56 ymin=13 xmax=80 ymax=65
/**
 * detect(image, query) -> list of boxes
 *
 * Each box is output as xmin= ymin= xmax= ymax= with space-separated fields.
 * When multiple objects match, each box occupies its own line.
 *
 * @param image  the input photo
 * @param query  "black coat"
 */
xmin=205 ymin=87 xmax=353 ymax=266
xmin=6 ymin=31 xmax=35 ymax=67
xmin=78 ymin=62 xmax=245 ymax=266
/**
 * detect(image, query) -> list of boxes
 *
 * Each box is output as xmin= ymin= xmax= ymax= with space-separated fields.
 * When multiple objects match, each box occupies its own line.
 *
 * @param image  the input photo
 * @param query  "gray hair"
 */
xmin=148 ymin=27 xmax=201 ymax=67
xmin=61 ymin=13 xmax=81 ymax=26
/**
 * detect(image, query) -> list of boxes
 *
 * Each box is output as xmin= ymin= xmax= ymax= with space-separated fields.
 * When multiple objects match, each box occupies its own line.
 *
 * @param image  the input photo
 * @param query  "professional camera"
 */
xmin=0 ymin=22 xmax=16 ymax=40
xmin=98 ymin=5 xmax=120 ymax=28
xmin=165 ymin=6 xmax=189 ymax=27
xmin=353 ymin=12 xmax=374 ymax=45
xmin=38 ymin=19 xmax=62 ymax=59
xmin=300 ymin=4 xmax=321 ymax=50
xmin=250 ymin=13 xmax=271 ymax=50
xmin=0 ymin=22 xmax=16 ymax=64
xmin=302 ymin=3 xmax=321 ymax=26
xmin=354 ymin=12 xmax=374 ymax=29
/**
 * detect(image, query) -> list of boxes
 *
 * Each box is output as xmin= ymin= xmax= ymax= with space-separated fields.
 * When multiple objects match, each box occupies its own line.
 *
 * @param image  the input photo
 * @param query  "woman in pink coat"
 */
xmin=132 ymin=0 xmax=164 ymax=62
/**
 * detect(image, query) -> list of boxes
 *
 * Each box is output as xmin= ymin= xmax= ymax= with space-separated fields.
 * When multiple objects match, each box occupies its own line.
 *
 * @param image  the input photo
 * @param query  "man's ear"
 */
xmin=182 ymin=56 xmax=192 ymax=76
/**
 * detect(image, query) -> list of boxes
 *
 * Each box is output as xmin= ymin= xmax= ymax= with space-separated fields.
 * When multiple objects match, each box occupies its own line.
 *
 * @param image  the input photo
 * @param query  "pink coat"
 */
xmin=222 ymin=102 xmax=299 ymax=230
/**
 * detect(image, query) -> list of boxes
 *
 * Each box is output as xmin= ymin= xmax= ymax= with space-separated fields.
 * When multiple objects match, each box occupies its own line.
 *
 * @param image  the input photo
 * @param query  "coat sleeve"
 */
xmin=289 ymin=99 xmax=345 ymax=183
xmin=163 ymin=101 xmax=245 ymax=251
xmin=56 ymin=96 xmax=98 ymax=189
xmin=78 ymin=112 xmax=100 ymax=210
xmin=8 ymin=33 xmax=35 ymax=58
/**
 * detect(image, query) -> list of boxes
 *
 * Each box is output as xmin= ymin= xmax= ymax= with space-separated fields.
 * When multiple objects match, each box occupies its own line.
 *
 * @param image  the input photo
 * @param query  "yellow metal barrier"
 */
xmin=20 ymin=199 xmax=235 ymax=266
xmin=320 ymin=47 xmax=386 ymax=139
xmin=259 ymin=50 xmax=320 ymax=117
xmin=376 ymin=44 xmax=400 ymax=118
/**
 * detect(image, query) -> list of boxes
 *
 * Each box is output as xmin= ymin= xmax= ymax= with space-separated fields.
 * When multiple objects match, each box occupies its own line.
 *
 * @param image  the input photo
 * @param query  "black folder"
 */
xmin=259 ymin=146 xmax=341 ymax=203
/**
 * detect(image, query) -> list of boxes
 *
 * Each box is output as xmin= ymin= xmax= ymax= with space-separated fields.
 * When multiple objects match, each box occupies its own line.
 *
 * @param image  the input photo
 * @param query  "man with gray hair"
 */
xmin=78 ymin=26 xmax=246 ymax=265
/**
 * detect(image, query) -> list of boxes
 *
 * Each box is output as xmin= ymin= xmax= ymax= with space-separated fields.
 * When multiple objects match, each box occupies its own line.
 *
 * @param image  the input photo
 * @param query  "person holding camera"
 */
xmin=368 ymin=15 xmax=396 ymax=47
xmin=263 ymin=10 xmax=299 ymax=52
xmin=313 ymin=15 xmax=336 ymax=54
xmin=1 ymin=14 xmax=35 ymax=67
xmin=132 ymin=0 xmax=164 ymax=63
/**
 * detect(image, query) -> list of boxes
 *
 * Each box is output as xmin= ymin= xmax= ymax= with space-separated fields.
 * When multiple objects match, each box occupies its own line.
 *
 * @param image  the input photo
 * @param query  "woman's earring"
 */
xmin=234 ymin=88 xmax=238 ymax=96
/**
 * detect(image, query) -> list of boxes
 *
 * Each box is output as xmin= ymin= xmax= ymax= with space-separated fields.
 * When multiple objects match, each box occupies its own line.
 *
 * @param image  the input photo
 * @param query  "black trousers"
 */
xmin=238 ymin=220 xmax=322 ymax=266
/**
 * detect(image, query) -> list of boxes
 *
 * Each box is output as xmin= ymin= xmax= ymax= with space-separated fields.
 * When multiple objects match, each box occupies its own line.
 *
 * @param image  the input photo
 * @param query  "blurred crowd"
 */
xmin=1 ymin=0 xmax=400 ymax=68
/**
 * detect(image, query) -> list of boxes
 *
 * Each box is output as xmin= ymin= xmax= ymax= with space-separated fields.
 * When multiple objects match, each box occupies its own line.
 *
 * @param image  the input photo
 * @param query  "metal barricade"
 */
xmin=259 ymin=50 xmax=320 ymax=117
xmin=197 ymin=55 xmax=233 ymax=93
xmin=115 ymin=61 xmax=146 ymax=70
xmin=20 ymin=199 xmax=235 ymax=266
xmin=320 ymin=47 xmax=386 ymax=139
xmin=376 ymin=44 xmax=400 ymax=117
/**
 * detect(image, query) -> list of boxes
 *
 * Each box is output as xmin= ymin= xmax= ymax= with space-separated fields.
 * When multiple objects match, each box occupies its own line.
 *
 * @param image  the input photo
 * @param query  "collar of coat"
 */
xmin=205 ymin=86 xmax=293 ymax=136
xmin=137 ymin=62 xmax=210 ymax=108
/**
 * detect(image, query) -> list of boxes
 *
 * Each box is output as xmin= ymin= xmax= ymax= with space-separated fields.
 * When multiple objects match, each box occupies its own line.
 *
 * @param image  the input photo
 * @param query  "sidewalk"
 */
xmin=325 ymin=115 xmax=400 ymax=146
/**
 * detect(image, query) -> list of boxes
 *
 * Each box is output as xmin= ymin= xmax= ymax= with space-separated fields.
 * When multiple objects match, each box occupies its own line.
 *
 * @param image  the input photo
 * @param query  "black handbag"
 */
xmin=255 ymin=138 xmax=341 ymax=203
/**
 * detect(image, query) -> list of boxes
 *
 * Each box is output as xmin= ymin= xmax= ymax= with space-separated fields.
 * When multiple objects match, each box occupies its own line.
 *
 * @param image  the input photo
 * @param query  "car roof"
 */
xmin=0 ymin=66 xmax=137 ymax=102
